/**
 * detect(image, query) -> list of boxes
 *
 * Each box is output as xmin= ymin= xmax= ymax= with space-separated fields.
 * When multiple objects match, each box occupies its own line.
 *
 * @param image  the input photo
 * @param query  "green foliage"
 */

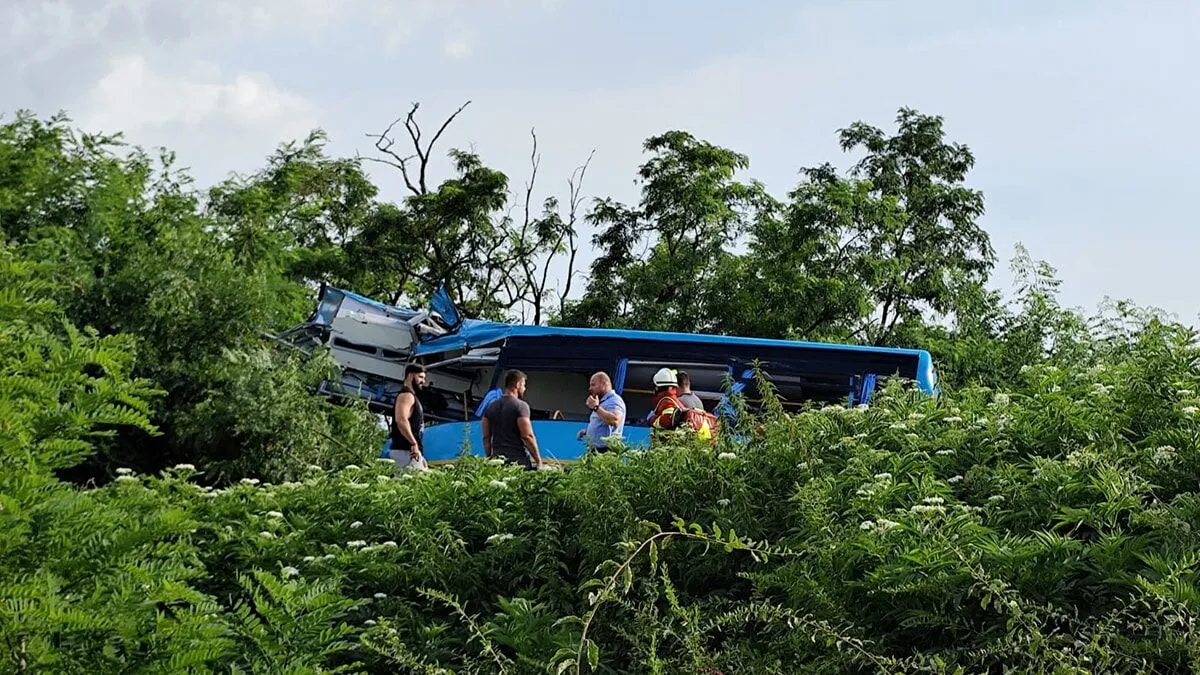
xmin=177 ymin=346 xmax=382 ymax=484
xmin=0 ymin=111 xmax=379 ymax=483
xmin=4 ymin=104 xmax=1198 ymax=672
xmin=560 ymin=130 xmax=770 ymax=332
xmin=8 ymin=277 xmax=1200 ymax=671
xmin=559 ymin=109 xmax=993 ymax=349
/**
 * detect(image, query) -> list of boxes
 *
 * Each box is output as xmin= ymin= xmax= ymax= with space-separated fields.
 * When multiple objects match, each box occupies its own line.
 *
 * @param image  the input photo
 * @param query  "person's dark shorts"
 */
xmin=496 ymin=448 xmax=534 ymax=470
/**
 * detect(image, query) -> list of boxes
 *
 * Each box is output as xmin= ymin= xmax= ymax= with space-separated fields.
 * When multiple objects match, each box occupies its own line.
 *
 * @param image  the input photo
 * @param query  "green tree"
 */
xmin=835 ymin=107 xmax=994 ymax=344
xmin=0 ymin=111 xmax=378 ymax=482
xmin=206 ymin=129 xmax=379 ymax=287
xmin=558 ymin=130 xmax=770 ymax=332
xmin=560 ymin=108 xmax=994 ymax=346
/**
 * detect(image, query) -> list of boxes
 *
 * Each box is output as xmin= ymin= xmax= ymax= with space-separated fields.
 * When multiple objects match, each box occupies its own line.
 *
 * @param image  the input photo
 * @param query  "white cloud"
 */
xmin=1 ymin=0 xmax=562 ymax=183
xmin=444 ymin=35 xmax=474 ymax=60
xmin=78 ymin=55 xmax=318 ymax=136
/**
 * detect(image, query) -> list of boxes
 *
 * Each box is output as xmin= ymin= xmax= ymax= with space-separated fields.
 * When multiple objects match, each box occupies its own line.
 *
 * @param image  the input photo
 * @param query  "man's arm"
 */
xmin=517 ymin=410 xmax=542 ymax=466
xmin=393 ymin=392 xmax=421 ymax=452
xmin=481 ymin=415 xmax=492 ymax=457
xmin=594 ymin=399 xmax=624 ymax=428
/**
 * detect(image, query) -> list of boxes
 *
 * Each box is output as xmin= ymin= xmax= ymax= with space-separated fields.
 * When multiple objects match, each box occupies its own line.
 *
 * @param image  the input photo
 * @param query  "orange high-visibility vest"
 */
xmin=650 ymin=389 xmax=718 ymax=442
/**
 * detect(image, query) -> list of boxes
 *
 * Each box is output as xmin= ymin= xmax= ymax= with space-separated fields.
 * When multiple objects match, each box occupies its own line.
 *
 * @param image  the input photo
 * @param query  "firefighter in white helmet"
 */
xmin=647 ymin=367 xmax=717 ymax=443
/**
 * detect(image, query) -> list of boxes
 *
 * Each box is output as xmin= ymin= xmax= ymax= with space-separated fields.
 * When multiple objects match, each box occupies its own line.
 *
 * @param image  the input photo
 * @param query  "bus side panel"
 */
xmin=420 ymin=420 xmax=652 ymax=464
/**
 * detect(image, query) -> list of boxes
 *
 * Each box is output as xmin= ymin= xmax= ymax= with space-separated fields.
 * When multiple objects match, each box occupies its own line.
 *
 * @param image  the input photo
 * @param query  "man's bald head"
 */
xmin=589 ymin=371 xmax=612 ymax=395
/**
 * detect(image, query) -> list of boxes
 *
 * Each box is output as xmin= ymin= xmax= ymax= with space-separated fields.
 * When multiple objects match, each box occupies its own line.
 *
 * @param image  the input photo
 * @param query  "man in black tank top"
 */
xmin=391 ymin=364 xmax=427 ymax=467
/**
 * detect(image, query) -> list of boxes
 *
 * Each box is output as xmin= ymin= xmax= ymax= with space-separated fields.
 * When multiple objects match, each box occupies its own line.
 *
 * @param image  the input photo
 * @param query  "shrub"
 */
xmin=6 ymin=241 xmax=1200 ymax=672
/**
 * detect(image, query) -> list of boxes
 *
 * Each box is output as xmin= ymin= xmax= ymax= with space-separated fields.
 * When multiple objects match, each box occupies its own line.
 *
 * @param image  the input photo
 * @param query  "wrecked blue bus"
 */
xmin=273 ymin=284 xmax=940 ymax=465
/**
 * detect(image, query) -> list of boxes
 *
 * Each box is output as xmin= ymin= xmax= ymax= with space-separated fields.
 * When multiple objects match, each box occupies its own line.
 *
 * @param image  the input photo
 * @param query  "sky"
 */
xmin=3 ymin=0 xmax=1197 ymax=326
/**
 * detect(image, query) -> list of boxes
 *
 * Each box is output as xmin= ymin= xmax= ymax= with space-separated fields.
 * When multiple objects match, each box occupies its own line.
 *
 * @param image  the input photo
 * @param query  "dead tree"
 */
xmin=359 ymin=101 xmax=592 ymax=324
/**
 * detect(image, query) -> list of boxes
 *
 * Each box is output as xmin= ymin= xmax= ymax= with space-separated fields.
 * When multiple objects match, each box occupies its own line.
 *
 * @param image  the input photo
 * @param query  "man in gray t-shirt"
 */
xmin=482 ymin=369 xmax=543 ymax=470
xmin=676 ymin=371 xmax=705 ymax=411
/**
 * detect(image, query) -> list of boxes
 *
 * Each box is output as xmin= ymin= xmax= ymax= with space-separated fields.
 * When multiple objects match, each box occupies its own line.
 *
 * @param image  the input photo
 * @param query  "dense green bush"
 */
xmin=5 ymin=239 xmax=1200 ymax=671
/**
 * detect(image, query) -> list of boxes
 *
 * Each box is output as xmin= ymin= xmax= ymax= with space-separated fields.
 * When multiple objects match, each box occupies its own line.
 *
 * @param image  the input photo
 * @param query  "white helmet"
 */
xmin=652 ymin=367 xmax=678 ymax=387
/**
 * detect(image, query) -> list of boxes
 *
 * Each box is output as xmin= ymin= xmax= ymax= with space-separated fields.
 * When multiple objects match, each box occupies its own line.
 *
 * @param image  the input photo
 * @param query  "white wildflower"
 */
xmin=381 ymin=541 xmax=397 ymax=547
xmin=947 ymin=475 xmax=963 ymax=484
xmin=489 ymin=479 xmax=508 ymax=489
xmin=797 ymin=462 xmax=809 ymax=470
xmin=306 ymin=464 xmax=323 ymax=472
xmin=876 ymin=518 xmax=900 ymax=531
xmin=944 ymin=416 xmax=963 ymax=423
xmin=259 ymin=531 xmax=275 ymax=539
xmin=350 ymin=521 xmax=363 ymax=529
xmin=993 ymin=393 xmax=1010 ymax=406
xmin=323 ymin=554 xmax=335 ymax=560
xmin=908 ymin=412 xmax=925 ymax=420
xmin=1153 ymin=446 xmax=1177 ymax=465
xmin=241 ymin=478 xmax=260 ymax=486
xmin=364 ymin=619 xmax=377 ymax=626
xmin=172 ymin=463 xmax=196 ymax=471
xmin=303 ymin=556 xmax=315 ymax=562
xmin=860 ymin=520 xmax=875 ymax=530
xmin=1019 ymin=365 xmax=1031 ymax=374
xmin=923 ymin=496 xmax=945 ymax=505
xmin=116 ymin=467 xmax=133 ymax=475
xmin=717 ymin=499 xmax=731 ymax=507
xmin=717 ymin=452 xmax=737 ymax=460
xmin=1183 ymin=406 xmax=1199 ymax=416
xmin=345 ymin=464 xmax=360 ymax=471
xmin=889 ymin=422 xmax=907 ymax=430
xmin=987 ymin=495 xmax=1005 ymax=504
xmin=347 ymin=540 xmax=367 ymax=548
xmin=266 ymin=511 xmax=284 ymax=519
xmin=376 ymin=474 xmax=391 ymax=482
xmin=376 ymin=458 xmax=394 ymax=464
xmin=373 ymin=592 xmax=387 ymax=599
xmin=281 ymin=566 xmax=299 ymax=578
xmin=1178 ymin=389 xmax=1195 ymax=397
xmin=874 ymin=472 xmax=892 ymax=481
xmin=348 ymin=481 xmax=369 ymax=489
xmin=486 ymin=457 xmax=506 ymax=465
xmin=486 ymin=533 xmax=515 ymax=544
xmin=115 ymin=475 xmax=138 ymax=483
xmin=936 ymin=449 xmax=956 ymax=456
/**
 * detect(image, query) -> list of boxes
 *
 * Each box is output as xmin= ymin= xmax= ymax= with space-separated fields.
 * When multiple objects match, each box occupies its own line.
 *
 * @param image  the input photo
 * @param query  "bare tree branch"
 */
xmin=551 ymin=149 xmax=593 ymax=318
xmin=365 ymin=100 xmax=471 ymax=197
xmin=519 ymin=128 xmax=543 ymax=322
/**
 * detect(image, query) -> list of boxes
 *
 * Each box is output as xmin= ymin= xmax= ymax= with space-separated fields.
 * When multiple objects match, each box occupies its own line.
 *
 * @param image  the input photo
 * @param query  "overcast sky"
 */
xmin=4 ymin=0 xmax=1196 ymax=325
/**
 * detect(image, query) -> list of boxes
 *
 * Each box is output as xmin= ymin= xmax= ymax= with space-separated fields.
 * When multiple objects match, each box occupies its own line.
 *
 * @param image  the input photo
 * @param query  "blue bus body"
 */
xmin=275 ymin=284 xmax=940 ymax=465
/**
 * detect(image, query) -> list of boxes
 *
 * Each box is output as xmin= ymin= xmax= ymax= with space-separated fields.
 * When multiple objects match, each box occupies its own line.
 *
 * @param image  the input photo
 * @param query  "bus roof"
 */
xmin=417 ymin=317 xmax=929 ymax=359
xmin=320 ymin=285 xmax=939 ymax=395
